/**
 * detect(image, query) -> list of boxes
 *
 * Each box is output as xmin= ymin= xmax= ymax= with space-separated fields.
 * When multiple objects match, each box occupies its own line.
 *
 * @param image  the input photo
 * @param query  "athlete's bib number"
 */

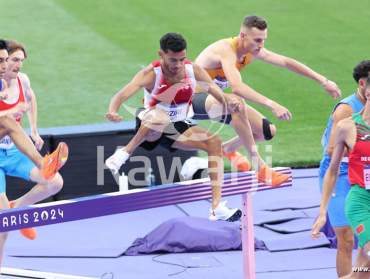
xmin=156 ymin=103 xmax=191 ymax=122
xmin=213 ymin=77 xmax=229 ymax=90
xmin=364 ymin=165 xmax=370 ymax=190
xmin=0 ymin=135 xmax=14 ymax=149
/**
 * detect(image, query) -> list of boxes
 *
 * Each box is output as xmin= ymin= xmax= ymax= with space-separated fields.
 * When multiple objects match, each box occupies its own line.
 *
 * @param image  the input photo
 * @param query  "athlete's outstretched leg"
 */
xmin=172 ymin=126 xmax=241 ymax=221
xmin=222 ymin=104 xmax=276 ymax=153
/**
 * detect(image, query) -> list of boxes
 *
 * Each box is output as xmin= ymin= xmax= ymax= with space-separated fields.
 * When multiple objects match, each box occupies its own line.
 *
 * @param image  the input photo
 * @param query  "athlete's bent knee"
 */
xmin=206 ymin=136 xmax=222 ymax=155
xmin=337 ymin=235 xmax=354 ymax=253
xmin=47 ymin=173 xmax=64 ymax=195
xmin=143 ymin=110 xmax=169 ymax=127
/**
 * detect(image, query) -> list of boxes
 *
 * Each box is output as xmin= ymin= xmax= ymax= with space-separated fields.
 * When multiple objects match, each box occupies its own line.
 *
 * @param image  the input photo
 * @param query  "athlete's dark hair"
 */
xmin=160 ymin=33 xmax=187 ymax=53
xmin=0 ymin=39 xmax=7 ymax=50
xmin=353 ymin=60 xmax=370 ymax=83
xmin=242 ymin=15 xmax=268 ymax=30
xmin=6 ymin=40 xmax=27 ymax=58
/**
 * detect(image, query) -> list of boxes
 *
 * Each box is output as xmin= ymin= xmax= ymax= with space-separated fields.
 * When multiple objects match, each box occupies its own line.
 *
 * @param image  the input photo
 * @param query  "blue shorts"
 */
xmin=0 ymin=145 xmax=35 ymax=193
xmin=319 ymin=156 xmax=351 ymax=227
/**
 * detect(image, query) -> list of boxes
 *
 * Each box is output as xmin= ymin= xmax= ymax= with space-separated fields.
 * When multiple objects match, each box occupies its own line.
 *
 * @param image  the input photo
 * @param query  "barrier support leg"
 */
xmin=242 ymin=192 xmax=256 ymax=279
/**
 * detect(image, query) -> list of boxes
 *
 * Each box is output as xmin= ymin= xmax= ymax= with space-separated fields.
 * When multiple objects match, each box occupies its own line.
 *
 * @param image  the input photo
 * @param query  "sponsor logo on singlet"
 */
xmin=356 ymin=223 xmax=365 ymax=234
xmin=361 ymin=157 xmax=370 ymax=162
xmin=0 ymin=135 xmax=14 ymax=149
xmin=214 ymin=76 xmax=229 ymax=90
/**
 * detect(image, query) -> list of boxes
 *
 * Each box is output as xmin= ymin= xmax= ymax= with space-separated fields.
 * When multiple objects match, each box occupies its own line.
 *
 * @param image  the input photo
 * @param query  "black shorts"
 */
xmin=135 ymin=108 xmax=195 ymax=152
xmin=191 ymin=93 xmax=232 ymax=124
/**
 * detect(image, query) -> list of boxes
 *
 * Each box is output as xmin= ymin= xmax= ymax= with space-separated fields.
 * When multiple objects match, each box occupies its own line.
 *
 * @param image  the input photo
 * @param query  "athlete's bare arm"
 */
xmin=219 ymin=44 xmax=292 ymax=120
xmin=311 ymin=118 xmax=356 ymax=238
xmin=106 ymin=66 xmax=155 ymax=122
xmin=0 ymin=103 xmax=27 ymax=118
xmin=193 ymin=63 xmax=240 ymax=112
xmin=0 ymin=79 xmax=8 ymax=100
xmin=326 ymin=104 xmax=354 ymax=156
xmin=19 ymin=73 xmax=44 ymax=150
xmin=256 ymin=48 xmax=341 ymax=99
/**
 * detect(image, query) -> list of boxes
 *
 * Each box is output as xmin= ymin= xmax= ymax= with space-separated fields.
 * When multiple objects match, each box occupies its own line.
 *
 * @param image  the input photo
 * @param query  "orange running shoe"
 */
xmin=256 ymin=165 xmax=290 ymax=187
xmin=41 ymin=142 xmax=69 ymax=180
xmin=9 ymin=201 xmax=37 ymax=240
xmin=224 ymin=151 xmax=252 ymax=172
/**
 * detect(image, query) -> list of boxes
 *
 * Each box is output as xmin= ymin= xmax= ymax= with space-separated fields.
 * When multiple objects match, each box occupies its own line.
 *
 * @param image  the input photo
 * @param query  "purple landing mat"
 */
xmin=4 ymin=254 xmax=241 ymax=279
xmin=176 ymin=201 xmax=308 ymax=226
xmin=4 ymin=255 xmax=182 ymax=279
xmin=255 ymin=176 xmax=320 ymax=211
xmin=3 ymin=249 xmax=338 ymax=279
xmin=175 ymin=197 xmax=308 ymax=225
xmin=176 ymin=200 xmax=212 ymax=218
xmin=149 ymin=249 xmax=338 ymax=278
xmin=6 ymin=205 xmax=185 ymax=257
xmin=148 ymin=252 xmax=242 ymax=279
xmin=256 ymin=177 xmax=320 ymax=210
xmin=256 ymin=248 xmax=336 ymax=272
xmin=224 ymin=176 xmax=320 ymax=211
xmin=124 ymin=217 xmax=242 ymax=255
xmin=245 ymin=222 xmax=330 ymax=252
xmin=253 ymin=209 xmax=307 ymax=225
xmin=124 ymin=217 xmax=265 ymax=255
xmin=263 ymin=218 xmax=315 ymax=233
xmin=257 ymin=198 xmax=320 ymax=211
xmin=300 ymin=206 xmax=320 ymax=218
xmin=292 ymin=168 xmax=319 ymax=178
xmin=255 ymin=249 xmax=338 ymax=279
xmin=254 ymin=225 xmax=284 ymax=240
xmin=263 ymin=230 xmax=330 ymax=252
xmin=4 ymin=253 xmax=241 ymax=279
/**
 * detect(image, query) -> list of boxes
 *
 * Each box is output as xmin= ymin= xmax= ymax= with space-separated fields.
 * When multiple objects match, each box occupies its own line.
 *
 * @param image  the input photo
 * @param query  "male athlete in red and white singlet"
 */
xmin=0 ymin=39 xmax=69 ymax=269
xmin=138 ymin=59 xmax=196 ymax=122
xmin=106 ymin=33 xmax=244 ymax=222
xmin=0 ymin=40 xmax=69 ymax=238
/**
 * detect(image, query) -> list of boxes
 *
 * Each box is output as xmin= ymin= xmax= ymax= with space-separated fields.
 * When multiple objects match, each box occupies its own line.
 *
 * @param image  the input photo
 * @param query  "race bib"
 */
xmin=364 ymin=165 xmax=370 ymax=190
xmin=213 ymin=77 xmax=229 ymax=90
xmin=0 ymin=135 xmax=14 ymax=149
xmin=156 ymin=103 xmax=192 ymax=122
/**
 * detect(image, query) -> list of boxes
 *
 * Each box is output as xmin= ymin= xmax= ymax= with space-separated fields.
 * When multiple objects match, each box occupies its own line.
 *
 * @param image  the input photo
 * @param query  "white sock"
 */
xmin=115 ymin=148 xmax=130 ymax=163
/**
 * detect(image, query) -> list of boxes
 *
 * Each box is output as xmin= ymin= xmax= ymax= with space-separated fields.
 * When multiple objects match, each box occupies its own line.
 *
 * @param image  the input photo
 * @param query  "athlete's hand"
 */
xmin=321 ymin=79 xmax=341 ymax=99
xmin=225 ymin=95 xmax=242 ymax=113
xmin=31 ymin=132 xmax=44 ymax=151
xmin=270 ymin=102 xmax=292 ymax=121
xmin=12 ymin=102 xmax=29 ymax=120
xmin=105 ymin=112 xmax=123 ymax=122
xmin=311 ymin=213 xmax=327 ymax=239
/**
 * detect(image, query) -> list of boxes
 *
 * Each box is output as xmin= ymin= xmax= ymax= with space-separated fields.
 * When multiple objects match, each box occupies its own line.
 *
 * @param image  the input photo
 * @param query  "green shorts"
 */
xmin=345 ymin=184 xmax=370 ymax=248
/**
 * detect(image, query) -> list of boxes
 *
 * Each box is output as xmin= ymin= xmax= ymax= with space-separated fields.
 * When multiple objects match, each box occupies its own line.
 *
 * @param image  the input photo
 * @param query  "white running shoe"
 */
xmin=209 ymin=201 xmax=242 ymax=222
xmin=105 ymin=148 xmax=130 ymax=174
